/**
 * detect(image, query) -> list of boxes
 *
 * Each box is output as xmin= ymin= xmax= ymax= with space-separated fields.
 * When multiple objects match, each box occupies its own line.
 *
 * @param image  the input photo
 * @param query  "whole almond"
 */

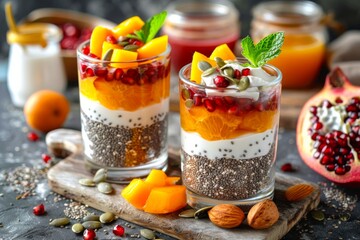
xmin=247 ymin=199 xmax=279 ymax=229
xmin=285 ymin=183 xmax=314 ymax=202
xmin=208 ymin=204 xmax=245 ymax=229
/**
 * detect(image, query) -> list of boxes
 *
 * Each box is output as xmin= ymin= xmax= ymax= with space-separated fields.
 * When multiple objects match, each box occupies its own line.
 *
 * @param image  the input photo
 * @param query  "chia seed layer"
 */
xmin=81 ymin=110 xmax=168 ymax=168
xmin=182 ymin=144 xmax=275 ymax=200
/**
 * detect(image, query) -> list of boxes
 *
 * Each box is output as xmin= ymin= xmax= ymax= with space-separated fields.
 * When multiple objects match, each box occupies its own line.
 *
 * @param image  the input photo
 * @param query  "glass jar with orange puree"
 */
xmin=251 ymin=1 xmax=327 ymax=89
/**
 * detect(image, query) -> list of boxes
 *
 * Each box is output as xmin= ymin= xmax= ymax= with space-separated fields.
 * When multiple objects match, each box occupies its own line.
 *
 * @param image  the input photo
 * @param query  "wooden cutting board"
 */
xmin=46 ymin=129 xmax=320 ymax=240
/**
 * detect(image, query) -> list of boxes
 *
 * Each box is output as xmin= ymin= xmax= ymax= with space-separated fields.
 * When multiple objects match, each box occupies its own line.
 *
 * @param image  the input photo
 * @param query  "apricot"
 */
xmin=24 ymin=90 xmax=70 ymax=133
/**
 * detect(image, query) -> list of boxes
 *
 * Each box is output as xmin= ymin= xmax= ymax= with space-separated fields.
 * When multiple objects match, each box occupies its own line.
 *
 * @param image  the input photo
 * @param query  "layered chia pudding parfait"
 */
xmin=76 ymin=12 xmax=171 ymax=182
xmin=179 ymin=32 xmax=283 ymax=209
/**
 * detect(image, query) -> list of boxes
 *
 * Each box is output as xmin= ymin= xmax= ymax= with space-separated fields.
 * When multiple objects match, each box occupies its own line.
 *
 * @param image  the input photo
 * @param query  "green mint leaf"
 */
xmin=241 ymin=36 xmax=257 ymax=67
xmin=241 ymin=32 xmax=284 ymax=68
xmin=145 ymin=10 xmax=167 ymax=43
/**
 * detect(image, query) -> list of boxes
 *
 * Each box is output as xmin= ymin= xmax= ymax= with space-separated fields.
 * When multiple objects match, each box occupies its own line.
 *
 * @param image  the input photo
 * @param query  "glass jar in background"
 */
xmin=7 ymin=23 xmax=66 ymax=107
xmin=251 ymin=1 xmax=327 ymax=89
xmin=163 ymin=0 xmax=240 ymax=72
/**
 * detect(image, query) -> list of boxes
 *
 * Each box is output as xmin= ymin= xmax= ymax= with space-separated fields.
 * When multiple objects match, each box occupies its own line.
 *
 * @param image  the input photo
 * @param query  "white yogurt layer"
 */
xmin=181 ymin=128 xmax=276 ymax=160
xmin=202 ymin=61 xmax=277 ymax=100
xmin=80 ymin=93 xmax=169 ymax=127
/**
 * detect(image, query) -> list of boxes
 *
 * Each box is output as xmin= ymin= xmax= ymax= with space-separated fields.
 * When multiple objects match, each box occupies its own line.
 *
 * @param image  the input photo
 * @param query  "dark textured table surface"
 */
xmin=0 ymin=79 xmax=359 ymax=240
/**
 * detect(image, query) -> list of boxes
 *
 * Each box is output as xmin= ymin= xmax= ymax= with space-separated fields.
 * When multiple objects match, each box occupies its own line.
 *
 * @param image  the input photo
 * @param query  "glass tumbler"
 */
xmin=77 ymin=41 xmax=171 ymax=182
xmin=179 ymin=60 xmax=282 ymax=209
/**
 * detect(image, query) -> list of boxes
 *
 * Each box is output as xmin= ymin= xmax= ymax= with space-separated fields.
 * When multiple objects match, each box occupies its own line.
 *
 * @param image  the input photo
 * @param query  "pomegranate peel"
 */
xmin=297 ymin=67 xmax=360 ymax=186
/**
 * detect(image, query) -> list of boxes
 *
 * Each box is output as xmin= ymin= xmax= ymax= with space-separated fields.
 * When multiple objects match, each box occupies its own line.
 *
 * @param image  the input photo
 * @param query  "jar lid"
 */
xmin=252 ymin=1 xmax=324 ymax=25
xmin=7 ymin=23 xmax=62 ymax=47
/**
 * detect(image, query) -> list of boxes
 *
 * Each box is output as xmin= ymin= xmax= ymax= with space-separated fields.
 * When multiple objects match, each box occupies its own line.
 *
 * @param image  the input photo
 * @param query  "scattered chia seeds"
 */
xmin=81 ymin=111 xmax=168 ymax=167
xmin=182 ymin=144 xmax=275 ymax=200
xmin=63 ymin=200 xmax=91 ymax=220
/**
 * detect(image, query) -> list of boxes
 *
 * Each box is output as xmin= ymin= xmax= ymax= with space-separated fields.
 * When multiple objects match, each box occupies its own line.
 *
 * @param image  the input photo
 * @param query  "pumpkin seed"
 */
xmin=185 ymin=99 xmax=194 ymax=108
xmin=310 ymin=210 xmax=325 ymax=221
xmin=78 ymin=178 xmax=96 ymax=187
xmin=82 ymin=221 xmax=102 ymax=229
xmin=198 ymin=61 xmax=212 ymax=72
xmin=124 ymin=44 xmax=140 ymax=51
xmin=201 ymin=67 xmax=216 ymax=77
xmin=140 ymin=229 xmax=156 ymax=239
xmin=214 ymin=57 xmax=225 ymax=67
xmin=222 ymin=67 xmax=234 ymax=78
xmin=83 ymin=214 xmax=100 ymax=222
xmin=194 ymin=206 xmax=212 ymax=219
xmin=117 ymin=41 xmax=129 ymax=46
xmin=181 ymin=88 xmax=191 ymax=100
xmin=71 ymin=223 xmax=84 ymax=234
xmin=93 ymin=168 xmax=107 ymax=183
xmin=237 ymin=76 xmax=250 ymax=91
xmin=339 ymin=212 xmax=351 ymax=222
xmin=179 ymin=209 xmax=195 ymax=218
xmin=97 ymin=182 xmax=113 ymax=194
xmin=102 ymin=49 xmax=113 ymax=61
xmin=99 ymin=212 xmax=115 ymax=224
xmin=49 ymin=217 xmax=70 ymax=227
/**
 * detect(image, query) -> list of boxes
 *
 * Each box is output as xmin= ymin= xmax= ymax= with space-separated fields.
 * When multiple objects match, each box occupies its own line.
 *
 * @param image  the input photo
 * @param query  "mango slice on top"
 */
xmin=111 ymin=49 xmax=138 ymax=68
xmin=209 ymin=43 xmax=236 ymax=61
xmin=190 ymin=52 xmax=216 ymax=84
xmin=137 ymin=35 xmax=168 ymax=60
xmin=90 ymin=26 xmax=113 ymax=58
xmin=113 ymin=16 xmax=144 ymax=38
xmin=101 ymin=41 xmax=122 ymax=59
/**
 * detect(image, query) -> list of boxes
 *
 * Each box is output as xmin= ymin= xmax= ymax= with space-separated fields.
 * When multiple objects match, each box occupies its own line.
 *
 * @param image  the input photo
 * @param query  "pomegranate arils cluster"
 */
xmin=308 ymin=97 xmax=360 ymax=175
xmin=60 ymin=23 xmax=92 ymax=50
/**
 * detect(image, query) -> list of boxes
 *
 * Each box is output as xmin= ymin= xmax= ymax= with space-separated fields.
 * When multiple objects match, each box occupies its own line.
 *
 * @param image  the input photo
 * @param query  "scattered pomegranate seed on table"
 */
xmin=113 ymin=224 xmax=125 ymax=236
xmin=83 ymin=229 xmax=96 ymax=240
xmin=33 ymin=203 xmax=45 ymax=216
xmin=27 ymin=132 xmax=39 ymax=142
xmin=281 ymin=163 xmax=294 ymax=172
xmin=41 ymin=154 xmax=52 ymax=164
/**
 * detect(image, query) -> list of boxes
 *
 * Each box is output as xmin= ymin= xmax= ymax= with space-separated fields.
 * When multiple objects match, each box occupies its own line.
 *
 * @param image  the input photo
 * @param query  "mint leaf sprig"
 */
xmin=241 ymin=32 xmax=284 ymax=68
xmin=127 ymin=11 xmax=167 ymax=43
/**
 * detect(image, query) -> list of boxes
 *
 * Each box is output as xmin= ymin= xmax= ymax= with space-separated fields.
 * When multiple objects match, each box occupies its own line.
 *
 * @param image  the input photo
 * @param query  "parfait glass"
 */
xmin=77 ymin=41 xmax=171 ymax=182
xmin=179 ymin=59 xmax=282 ymax=209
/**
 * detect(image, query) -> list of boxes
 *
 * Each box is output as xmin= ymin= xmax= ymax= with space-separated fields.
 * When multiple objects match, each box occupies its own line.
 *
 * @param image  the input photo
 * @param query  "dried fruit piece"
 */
xmin=285 ymin=183 xmax=314 ymax=202
xmin=247 ymin=199 xmax=279 ymax=229
xmin=208 ymin=204 xmax=245 ymax=229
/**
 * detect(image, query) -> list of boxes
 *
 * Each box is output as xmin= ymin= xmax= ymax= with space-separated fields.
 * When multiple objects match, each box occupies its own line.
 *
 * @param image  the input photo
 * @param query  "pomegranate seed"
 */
xmin=106 ymin=72 xmax=114 ymax=81
xmin=234 ymin=69 xmax=241 ymax=79
xmin=335 ymin=166 xmax=346 ymax=175
xmin=113 ymin=225 xmax=125 ymax=236
xmin=126 ymin=69 xmax=140 ymax=81
xmin=320 ymin=155 xmax=333 ymax=165
xmin=114 ymin=68 xmax=124 ymax=80
xmin=42 ymin=154 xmax=52 ymax=164
xmin=88 ymin=53 xmax=99 ymax=59
xmin=309 ymin=106 xmax=317 ymax=115
xmin=350 ymin=97 xmax=360 ymax=104
xmin=27 ymin=132 xmax=39 ymax=142
xmin=60 ymin=37 xmax=77 ymax=50
xmin=322 ymin=146 xmax=334 ymax=156
xmin=33 ymin=204 xmax=45 ymax=216
xmin=82 ymin=46 xmax=90 ymax=55
xmin=313 ymin=151 xmax=321 ymax=159
xmin=280 ymin=163 xmax=294 ymax=172
xmin=228 ymin=105 xmax=239 ymax=115
xmin=80 ymin=63 xmax=88 ymax=73
xmin=224 ymin=96 xmax=236 ymax=106
xmin=106 ymin=35 xmax=117 ymax=44
xmin=94 ymin=67 xmax=108 ymax=77
xmin=203 ymin=99 xmax=216 ymax=112
xmin=326 ymin=164 xmax=335 ymax=171
xmin=316 ymin=135 xmax=325 ymax=142
xmin=322 ymin=100 xmax=333 ymax=108
xmin=213 ymin=76 xmax=229 ymax=88
xmin=83 ymin=229 xmax=96 ymax=240
xmin=346 ymin=104 xmax=357 ymax=112
xmin=336 ymin=156 xmax=346 ymax=165
xmin=62 ymin=23 xmax=80 ymax=38
xmin=193 ymin=93 xmax=204 ymax=106
xmin=311 ymin=132 xmax=319 ymax=141
xmin=122 ymin=76 xmax=136 ymax=85
xmin=86 ymin=68 xmax=95 ymax=77
xmin=335 ymin=97 xmax=343 ymax=104
xmin=241 ymin=68 xmax=251 ymax=76
xmin=310 ymin=116 xmax=319 ymax=123
xmin=312 ymin=122 xmax=323 ymax=130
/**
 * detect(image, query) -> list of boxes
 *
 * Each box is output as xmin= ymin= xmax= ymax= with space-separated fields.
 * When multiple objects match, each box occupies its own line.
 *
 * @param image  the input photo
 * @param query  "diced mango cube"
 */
xmin=90 ymin=26 xmax=113 ymax=58
xmin=113 ymin=16 xmax=144 ymax=38
xmin=145 ymin=169 xmax=168 ymax=188
xmin=101 ymin=41 xmax=122 ymax=59
xmin=190 ymin=52 xmax=216 ymax=84
xmin=111 ymin=49 xmax=138 ymax=68
xmin=121 ymin=179 xmax=153 ymax=209
xmin=137 ymin=35 xmax=168 ymax=60
xmin=209 ymin=43 xmax=236 ymax=61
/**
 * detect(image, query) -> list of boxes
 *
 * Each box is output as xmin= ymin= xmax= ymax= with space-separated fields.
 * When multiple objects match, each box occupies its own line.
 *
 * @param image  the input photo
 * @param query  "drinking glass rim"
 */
xmin=76 ymin=40 xmax=171 ymax=64
xmin=179 ymin=58 xmax=282 ymax=90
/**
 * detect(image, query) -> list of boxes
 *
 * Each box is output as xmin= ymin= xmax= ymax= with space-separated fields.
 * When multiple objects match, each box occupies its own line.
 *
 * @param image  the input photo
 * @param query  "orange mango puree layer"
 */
xmin=79 ymin=73 xmax=170 ymax=111
xmin=180 ymin=97 xmax=278 ymax=141
xmin=268 ymin=34 xmax=325 ymax=88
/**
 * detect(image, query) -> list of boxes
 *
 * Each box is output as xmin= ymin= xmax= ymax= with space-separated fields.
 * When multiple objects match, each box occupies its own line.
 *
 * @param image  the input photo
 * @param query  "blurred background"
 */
xmin=1 ymin=0 xmax=359 ymax=59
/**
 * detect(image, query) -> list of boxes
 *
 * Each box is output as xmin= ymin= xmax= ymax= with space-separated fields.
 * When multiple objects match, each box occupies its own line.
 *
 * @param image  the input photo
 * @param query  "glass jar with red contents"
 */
xmin=163 ymin=0 xmax=240 ymax=72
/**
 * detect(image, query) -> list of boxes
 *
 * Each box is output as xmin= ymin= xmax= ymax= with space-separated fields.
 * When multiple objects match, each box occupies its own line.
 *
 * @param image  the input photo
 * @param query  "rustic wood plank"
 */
xmin=46 ymin=129 xmax=320 ymax=240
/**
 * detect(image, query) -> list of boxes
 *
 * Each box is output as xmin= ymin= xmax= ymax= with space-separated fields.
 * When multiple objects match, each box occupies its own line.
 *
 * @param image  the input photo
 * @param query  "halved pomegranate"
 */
xmin=297 ymin=67 xmax=360 ymax=186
